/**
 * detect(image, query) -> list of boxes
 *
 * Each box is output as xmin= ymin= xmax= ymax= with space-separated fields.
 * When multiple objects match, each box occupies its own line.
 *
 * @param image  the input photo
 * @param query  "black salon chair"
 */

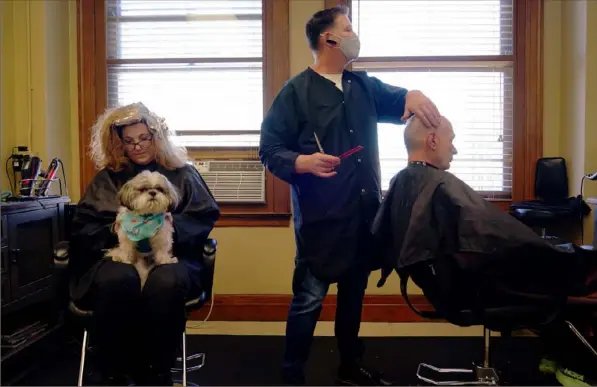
xmin=510 ymin=157 xmax=591 ymax=237
xmin=399 ymin=261 xmax=597 ymax=386
xmin=400 ymin=273 xmax=553 ymax=385
xmin=53 ymin=238 xmax=217 ymax=387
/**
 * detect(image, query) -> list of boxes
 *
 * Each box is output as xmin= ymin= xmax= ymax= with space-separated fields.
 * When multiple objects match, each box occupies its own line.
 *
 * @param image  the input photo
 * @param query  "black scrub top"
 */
xmin=259 ymin=67 xmax=408 ymax=282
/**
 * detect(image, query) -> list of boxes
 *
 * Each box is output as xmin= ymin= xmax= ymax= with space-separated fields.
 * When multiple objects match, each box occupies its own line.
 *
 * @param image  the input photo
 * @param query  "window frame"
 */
xmin=77 ymin=0 xmax=292 ymax=227
xmin=326 ymin=0 xmax=543 ymax=210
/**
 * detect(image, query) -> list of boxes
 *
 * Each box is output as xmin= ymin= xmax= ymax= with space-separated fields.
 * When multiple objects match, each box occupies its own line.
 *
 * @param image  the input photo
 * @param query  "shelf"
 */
xmin=1 ymin=322 xmax=62 ymax=363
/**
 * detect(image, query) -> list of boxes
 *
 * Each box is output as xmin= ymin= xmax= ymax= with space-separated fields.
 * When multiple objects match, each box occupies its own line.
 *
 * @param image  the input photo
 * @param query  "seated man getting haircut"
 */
xmin=372 ymin=115 xmax=597 ymax=387
xmin=372 ymin=115 xmax=597 ymax=304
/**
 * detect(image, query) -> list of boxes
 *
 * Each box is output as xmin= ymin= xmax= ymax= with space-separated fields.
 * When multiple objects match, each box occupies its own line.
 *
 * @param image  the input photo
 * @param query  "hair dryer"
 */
xmin=19 ymin=156 xmax=42 ymax=196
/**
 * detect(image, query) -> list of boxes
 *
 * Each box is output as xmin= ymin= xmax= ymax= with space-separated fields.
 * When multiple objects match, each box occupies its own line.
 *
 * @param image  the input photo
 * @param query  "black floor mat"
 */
xmin=15 ymin=335 xmax=559 ymax=386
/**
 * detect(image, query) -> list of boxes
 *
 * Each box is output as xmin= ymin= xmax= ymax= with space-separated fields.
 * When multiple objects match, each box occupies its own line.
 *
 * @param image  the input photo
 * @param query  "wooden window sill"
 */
xmin=216 ymin=212 xmax=292 ymax=227
xmin=215 ymin=198 xmax=512 ymax=228
xmin=485 ymin=198 xmax=512 ymax=212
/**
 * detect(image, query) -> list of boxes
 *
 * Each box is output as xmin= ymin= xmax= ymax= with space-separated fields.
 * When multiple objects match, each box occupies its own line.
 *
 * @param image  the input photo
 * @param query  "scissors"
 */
xmin=313 ymin=133 xmax=364 ymax=160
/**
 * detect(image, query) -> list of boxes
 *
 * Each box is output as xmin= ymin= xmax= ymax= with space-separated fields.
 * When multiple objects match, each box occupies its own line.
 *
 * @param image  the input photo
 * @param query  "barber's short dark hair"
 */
xmin=305 ymin=5 xmax=350 ymax=51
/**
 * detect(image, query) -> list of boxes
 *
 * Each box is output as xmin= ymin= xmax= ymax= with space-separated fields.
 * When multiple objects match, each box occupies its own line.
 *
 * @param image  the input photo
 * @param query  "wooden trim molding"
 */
xmin=340 ymin=0 xmax=543 ymax=205
xmin=512 ymin=0 xmax=544 ymax=202
xmin=325 ymin=0 xmax=348 ymax=9
xmin=76 ymin=0 xmax=101 ymax=197
xmin=76 ymin=0 xmax=291 ymax=227
xmin=190 ymin=294 xmax=435 ymax=323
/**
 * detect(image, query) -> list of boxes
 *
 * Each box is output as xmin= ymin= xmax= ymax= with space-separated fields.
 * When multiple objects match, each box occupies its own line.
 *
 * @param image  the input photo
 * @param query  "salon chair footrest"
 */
xmin=171 ymin=352 xmax=205 ymax=373
xmin=173 ymin=381 xmax=198 ymax=386
xmin=416 ymin=363 xmax=499 ymax=386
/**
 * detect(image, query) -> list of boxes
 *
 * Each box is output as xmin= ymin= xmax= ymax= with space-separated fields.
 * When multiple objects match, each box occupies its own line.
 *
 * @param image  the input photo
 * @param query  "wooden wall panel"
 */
xmin=190 ymin=294 xmax=435 ymax=323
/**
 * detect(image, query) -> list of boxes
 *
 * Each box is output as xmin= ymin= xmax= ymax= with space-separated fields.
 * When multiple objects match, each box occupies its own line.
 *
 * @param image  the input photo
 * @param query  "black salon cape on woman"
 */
xmin=68 ymin=162 xmax=220 ymax=302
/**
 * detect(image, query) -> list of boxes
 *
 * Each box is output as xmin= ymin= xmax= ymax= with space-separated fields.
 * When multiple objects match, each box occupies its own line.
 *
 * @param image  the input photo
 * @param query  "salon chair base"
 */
xmin=416 ymin=363 xmax=499 ymax=386
xmin=170 ymin=330 xmax=206 ymax=387
xmin=415 ymin=328 xmax=499 ymax=386
xmin=415 ymin=320 xmax=596 ymax=386
xmin=74 ymin=300 xmax=205 ymax=387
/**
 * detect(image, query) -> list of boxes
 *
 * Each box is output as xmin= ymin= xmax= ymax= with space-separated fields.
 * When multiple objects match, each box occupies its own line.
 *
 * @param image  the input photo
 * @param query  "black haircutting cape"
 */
xmin=371 ymin=164 xmax=597 ymax=297
xmin=69 ymin=162 xmax=220 ymax=301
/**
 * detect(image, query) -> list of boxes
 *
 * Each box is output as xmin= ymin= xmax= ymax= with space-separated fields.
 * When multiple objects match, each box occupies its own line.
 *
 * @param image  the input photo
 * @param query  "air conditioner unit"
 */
xmin=193 ymin=160 xmax=266 ymax=203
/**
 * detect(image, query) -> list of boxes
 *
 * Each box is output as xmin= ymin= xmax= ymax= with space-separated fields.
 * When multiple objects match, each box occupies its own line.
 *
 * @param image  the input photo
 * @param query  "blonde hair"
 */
xmin=89 ymin=102 xmax=188 ymax=171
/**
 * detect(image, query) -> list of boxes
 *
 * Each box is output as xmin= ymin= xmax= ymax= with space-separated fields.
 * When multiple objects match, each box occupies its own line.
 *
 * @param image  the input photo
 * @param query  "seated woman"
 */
xmin=69 ymin=102 xmax=220 ymax=385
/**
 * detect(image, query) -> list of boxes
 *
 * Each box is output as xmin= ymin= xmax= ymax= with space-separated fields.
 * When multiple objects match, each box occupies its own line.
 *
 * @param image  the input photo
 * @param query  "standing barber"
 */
xmin=259 ymin=5 xmax=440 ymax=386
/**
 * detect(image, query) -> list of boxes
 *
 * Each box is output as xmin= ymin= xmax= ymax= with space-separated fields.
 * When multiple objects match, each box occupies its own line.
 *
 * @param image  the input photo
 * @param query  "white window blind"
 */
xmin=351 ymin=0 xmax=514 ymax=196
xmin=106 ymin=0 xmax=263 ymax=148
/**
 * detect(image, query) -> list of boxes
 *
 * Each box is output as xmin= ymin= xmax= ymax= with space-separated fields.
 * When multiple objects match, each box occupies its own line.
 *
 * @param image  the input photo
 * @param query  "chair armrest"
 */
xmin=54 ymin=241 xmax=70 ymax=266
xmin=185 ymin=297 xmax=204 ymax=313
xmin=69 ymin=300 xmax=93 ymax=318
xmin=189 ymin=238 xmax=217 ymax=312
xmin=203 ymin=238 xmax=217 ymax=262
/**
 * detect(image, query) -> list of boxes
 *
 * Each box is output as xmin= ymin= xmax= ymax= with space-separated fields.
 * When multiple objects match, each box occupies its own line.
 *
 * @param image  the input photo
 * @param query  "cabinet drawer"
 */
xmin=1 ymin=245 xmax=7 ymax=275
xmin=1 ymin=273 xmax=9 ymax=305
xmin=7 ymin=208 xmax=58 ymax=302
xmin=1 ymin=215 xmax=7 ymax=247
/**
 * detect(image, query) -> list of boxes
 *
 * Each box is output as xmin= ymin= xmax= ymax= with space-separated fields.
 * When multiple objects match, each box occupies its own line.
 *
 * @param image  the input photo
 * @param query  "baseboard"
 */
xmin=189 ymin=294 xmax=436 ymax=323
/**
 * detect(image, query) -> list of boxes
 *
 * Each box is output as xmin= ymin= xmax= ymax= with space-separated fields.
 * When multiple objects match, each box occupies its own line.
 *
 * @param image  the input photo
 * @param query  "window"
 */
xmin=78 ymin=0 xmax=292 ymax=226
xmin=351 ymin=0 xmax=514 ymax=197
xmin=106 ymin=0 xmax=263 ymax=147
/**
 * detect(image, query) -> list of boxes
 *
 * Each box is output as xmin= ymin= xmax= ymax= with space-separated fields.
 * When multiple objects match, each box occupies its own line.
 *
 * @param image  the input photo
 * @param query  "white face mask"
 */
xmin=338 ymin=34 xmax=360 ymax=62
xmin=325 ymin=33 xmax=361 ymax=62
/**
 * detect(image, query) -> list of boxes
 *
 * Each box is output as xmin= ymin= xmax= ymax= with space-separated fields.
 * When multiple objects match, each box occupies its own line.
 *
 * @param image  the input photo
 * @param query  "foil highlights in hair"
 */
xmin=110 ymin=102 xmax=162 ymax=138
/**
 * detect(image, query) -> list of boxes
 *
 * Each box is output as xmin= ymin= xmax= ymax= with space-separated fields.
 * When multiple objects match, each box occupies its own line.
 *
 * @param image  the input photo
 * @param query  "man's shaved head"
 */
xmin=404 ymin=115 xmax=457 ymax=170
xmin=404 ymin=116 xmax=451 ymax=151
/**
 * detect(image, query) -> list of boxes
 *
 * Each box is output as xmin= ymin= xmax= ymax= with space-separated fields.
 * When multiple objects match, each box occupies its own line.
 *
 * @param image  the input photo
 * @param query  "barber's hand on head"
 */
xmin=295 ymin=153 xmax=340 ymax=178
xmin=402 ymin=90 xmax=441 ymax=128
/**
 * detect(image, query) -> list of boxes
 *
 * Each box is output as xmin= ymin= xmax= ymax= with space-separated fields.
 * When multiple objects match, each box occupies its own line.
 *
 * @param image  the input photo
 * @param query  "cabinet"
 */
xmin=0 ymin=196 xmax=70 ymax=385
xmin=1 ymin=215 xmax=9 ymax=306
xmin=1 ymin=197 xmax=68 ymax=313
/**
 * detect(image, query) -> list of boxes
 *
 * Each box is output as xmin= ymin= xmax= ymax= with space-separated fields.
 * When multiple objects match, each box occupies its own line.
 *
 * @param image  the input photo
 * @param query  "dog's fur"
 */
xmin=105 ymin=170 xmax=180 ymax=288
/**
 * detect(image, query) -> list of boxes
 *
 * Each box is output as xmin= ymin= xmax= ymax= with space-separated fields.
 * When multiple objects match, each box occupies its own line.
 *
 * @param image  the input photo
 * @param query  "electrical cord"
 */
xmin=580 ymin=175 xmax=586 ymax=244
xmin=186 ymin=284 xmax=215 ymax=330
xmin=57 ymin=158 xmax=69 ymax=197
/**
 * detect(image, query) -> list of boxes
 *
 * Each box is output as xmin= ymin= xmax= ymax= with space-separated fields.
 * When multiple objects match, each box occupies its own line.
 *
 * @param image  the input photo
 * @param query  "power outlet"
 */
xmin=10 ymin=146 xmax=30 ymax=172
xmin=12 ymin=157 xmax=24 ymax=172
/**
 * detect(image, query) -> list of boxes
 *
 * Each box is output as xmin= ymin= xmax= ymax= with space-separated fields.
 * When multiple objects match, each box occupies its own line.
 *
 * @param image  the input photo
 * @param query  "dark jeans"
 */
xmin=84 ymin=260 xmax=192 ymax=380
xmin=283 ymin=258 xmax=369 ymax=378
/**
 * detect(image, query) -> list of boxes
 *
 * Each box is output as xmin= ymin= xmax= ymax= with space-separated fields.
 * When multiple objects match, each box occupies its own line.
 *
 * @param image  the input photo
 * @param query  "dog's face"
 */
xmin=118 ymin=171 xmax=179 ymax=214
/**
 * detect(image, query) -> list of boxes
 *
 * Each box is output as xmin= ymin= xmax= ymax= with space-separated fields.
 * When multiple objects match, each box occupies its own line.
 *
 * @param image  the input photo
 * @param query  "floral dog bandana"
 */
xmin=119 ymin=212 xmax=165 ymax=253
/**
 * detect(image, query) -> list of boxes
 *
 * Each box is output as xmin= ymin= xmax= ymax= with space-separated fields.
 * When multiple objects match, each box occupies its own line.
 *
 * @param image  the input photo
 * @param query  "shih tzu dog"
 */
xmin=105 ymin=170 xmax=180 ymax=288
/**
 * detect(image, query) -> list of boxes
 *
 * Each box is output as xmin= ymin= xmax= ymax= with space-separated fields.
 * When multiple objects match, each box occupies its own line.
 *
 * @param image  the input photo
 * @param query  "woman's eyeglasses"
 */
xmin=122 ymin=135 xmax=153 ymax=151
